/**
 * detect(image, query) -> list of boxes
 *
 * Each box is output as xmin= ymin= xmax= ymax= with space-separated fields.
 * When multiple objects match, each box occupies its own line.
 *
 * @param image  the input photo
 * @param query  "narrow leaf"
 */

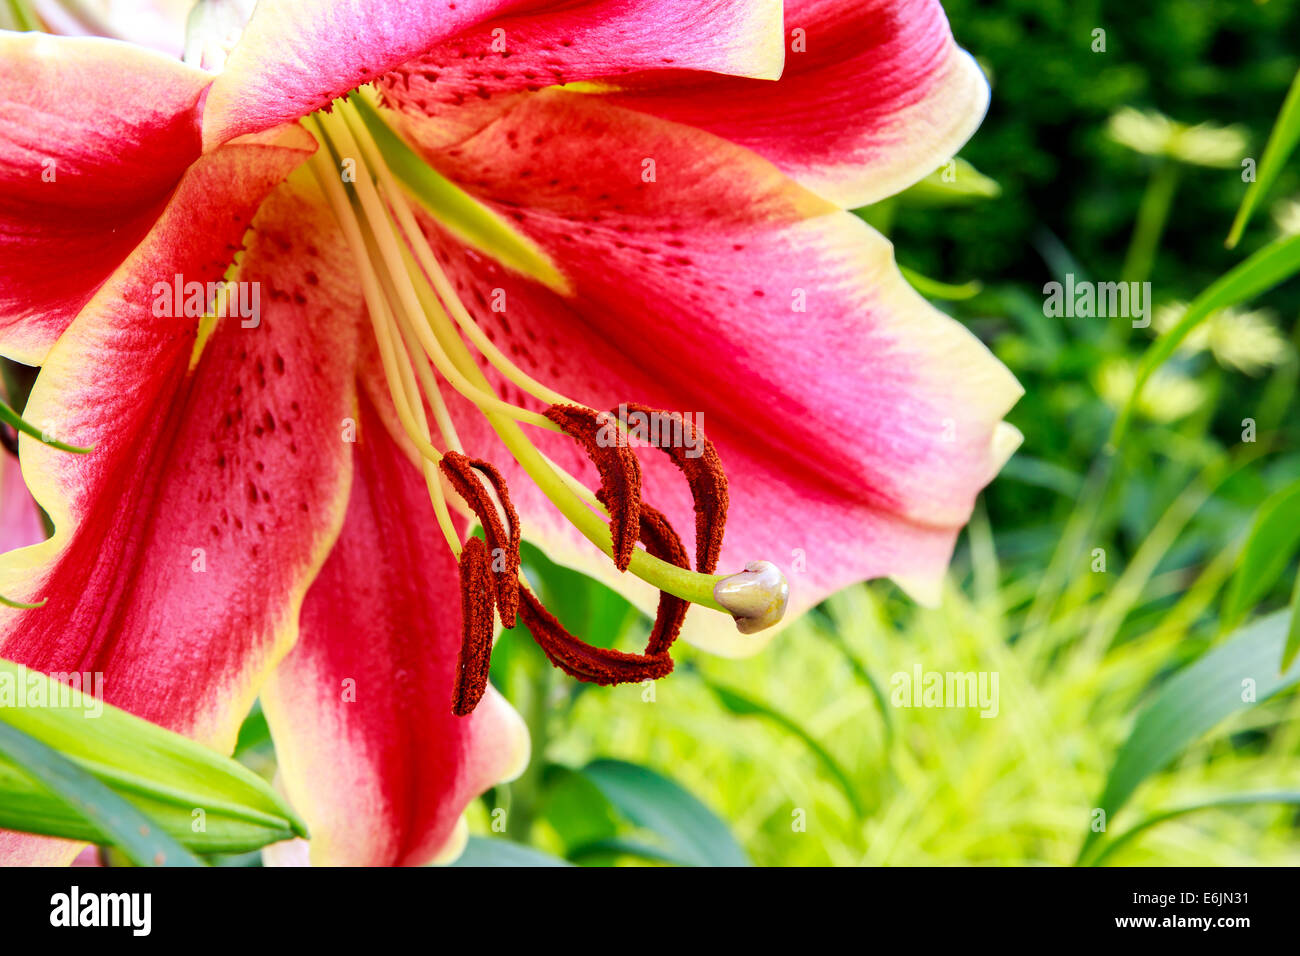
xmin=0 ymin=659 xmax=306 ymax=853
xmin=0 ymin=720 xmax=201 ymax=866
xmin=1283 ymin=573 xmax=1300 ymax=671
xmin=1226 ymin=68 xmax=1300 ymax=249
xmin=1110 ymin=232 xmax=1300 ymax=448
xmin=1077 ymin=611 xmax=1300 ymax=861
xmin=567 ymin=837 xmax=684 ymax=866
xmin=0 ymin=397 xmax=90 ymax=453
xmin=899 ymin=265 xmax=983 ymax=301
xmin=578 ymin=758 xmax=749 ymax=867
xmin=1087 ymin=791 xmax=1300 ymax=866
xmin=1222 ymin=480 xmax=1300 ymax=632
xmin=897 ymin=157 xmax=1001 ymax=206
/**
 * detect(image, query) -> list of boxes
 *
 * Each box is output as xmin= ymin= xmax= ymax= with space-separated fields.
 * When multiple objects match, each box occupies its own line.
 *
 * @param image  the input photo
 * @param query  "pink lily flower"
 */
xmin=0 ymin=0 xmax=1020 ymax=866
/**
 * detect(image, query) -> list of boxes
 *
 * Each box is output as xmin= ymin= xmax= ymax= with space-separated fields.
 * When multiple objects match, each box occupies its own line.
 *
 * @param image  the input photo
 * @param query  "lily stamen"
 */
xmin=452 ymin=537 xmax=496 ymax=717
xmin=439 ymin=452 xmax=521 ymax=626
xmin=306 ymin=93 xmax=788 ymax=630
xmin=544 ymin=403 xmax=643 ymax=572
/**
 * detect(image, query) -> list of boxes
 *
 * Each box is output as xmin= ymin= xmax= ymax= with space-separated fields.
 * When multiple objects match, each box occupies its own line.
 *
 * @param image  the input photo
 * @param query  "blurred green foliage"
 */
xmin=909 ymin=0 xmax=1300 ymax=288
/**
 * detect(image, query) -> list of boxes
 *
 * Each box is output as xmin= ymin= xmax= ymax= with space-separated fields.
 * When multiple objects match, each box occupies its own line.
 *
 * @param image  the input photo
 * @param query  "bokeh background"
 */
xmin=414 ymin=0 xmax=1300 ymax=866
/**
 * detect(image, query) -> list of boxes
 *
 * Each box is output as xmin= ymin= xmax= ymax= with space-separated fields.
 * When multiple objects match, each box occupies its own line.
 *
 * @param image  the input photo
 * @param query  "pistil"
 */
xmin=302 ymin=91 xmax=790 ymax=661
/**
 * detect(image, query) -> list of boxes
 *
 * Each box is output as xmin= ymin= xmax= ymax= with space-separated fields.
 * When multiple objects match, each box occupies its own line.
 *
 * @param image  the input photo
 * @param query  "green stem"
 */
xmin=505 ymin=655 xmax=551 ymax=843
xmin=1121 ymin=160 xmax=1181 ymax=285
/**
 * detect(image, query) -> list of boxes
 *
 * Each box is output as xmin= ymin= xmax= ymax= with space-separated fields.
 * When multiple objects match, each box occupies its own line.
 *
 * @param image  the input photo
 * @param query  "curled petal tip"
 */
xmin=712 ymin=561 xmax=789 ymax=635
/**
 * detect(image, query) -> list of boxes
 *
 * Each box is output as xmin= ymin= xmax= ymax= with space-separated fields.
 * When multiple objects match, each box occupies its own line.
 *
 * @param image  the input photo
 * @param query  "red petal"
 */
xmin=0 ymin=33 xmax=209 ymax=364
xmin=260 ymin=395 xmax=528 ymax=866
xmin=0 ymin=164 xmax=355 ymax=864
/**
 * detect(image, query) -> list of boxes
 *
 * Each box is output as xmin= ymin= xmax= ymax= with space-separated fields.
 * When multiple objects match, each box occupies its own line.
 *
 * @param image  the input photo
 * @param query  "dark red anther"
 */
xmin=597 ymin=491 xmax=690 ymax=658
xmin=616 ymin=402 xmax=728 ymax=574
xmin=453 ymin=537 xmax=496 ymax=717
xmin=519 ymin=587 xmax=674 ymax=685
xmin=544 ymin=403 xmax=641 ymax=572
xmin=440 ymin=451 xmax=521 ymax=627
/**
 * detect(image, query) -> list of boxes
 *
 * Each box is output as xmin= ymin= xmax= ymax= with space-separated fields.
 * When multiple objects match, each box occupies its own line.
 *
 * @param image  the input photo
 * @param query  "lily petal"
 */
xmin=389 ymin=91 xmax=1020 ymax=654
xmin=260 ymin=394 xmax=528 ymax=867
xmin=0 ymin=32 xmax=211 ymax=364
xmin=604 ymin=0 xmax=988 ymax=208
xmin=0 ymin=161 xmax=359 ymax=864
xmin=203 ymin=0 xmax=782 ymax=149
xmin=376 ymin=0 xmax=782 ymax=122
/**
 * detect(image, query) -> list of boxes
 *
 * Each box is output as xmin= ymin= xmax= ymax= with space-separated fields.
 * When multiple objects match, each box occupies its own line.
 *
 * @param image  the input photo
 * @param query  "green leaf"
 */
xmin=702 ymin=678 xmax=865 ymax=818
xmin=0 ymin=659 xmax=306 ymax=853
xmin=1226 ymin=68 xmax=1300 ymax=249
xmin=1109 ymin=231 xmax=1300 ymax=448
xmin=232 ymin=700 xmax=272 ymax=759
xmin=351 ymin=94 xmax=568 ymax=294
xmin=898 ymin=265 xmax=983 ymax=301
xmin=539 ymin=764 xmax=621 ymax=854
xmin=1077 ymin=611 xmax=1300 ymax=862
xmin=450 ymin=836 xmax=572 ymax=867
xmin=896 ymin=157 xmax=1001 ymax=206
xmin=1284 ymin=573 xmax=1300 ymax=671
xmin=567 ymin=837 xmax=684 ymax=866
xmin=578 ymin=758 xmax=750 ymax=867
xmin=0 ymin=720 xmax=202 ymax=867
xmin=1087 ymin=791 xmax=1300 ymax=866
xmin=1222 ymin=480 xmax=1300 ymax=633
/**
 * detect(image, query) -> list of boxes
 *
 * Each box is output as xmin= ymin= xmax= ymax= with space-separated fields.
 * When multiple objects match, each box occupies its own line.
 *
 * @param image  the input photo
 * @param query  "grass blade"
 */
xmin=1077 ymin=611 xmax=1300 ymax=862
xmin=1109 ymin=232 xmax=1300 ymax=448
xmin=1087 ymin=791 xmax=1300 ymax=866
xmin=1222 ymin=479 xmax=1300 ymax=633
xmin=1226 ymin=68 xmax=1300 ymax=249
xmin=702 ymin=678 xmax=865 ymax=818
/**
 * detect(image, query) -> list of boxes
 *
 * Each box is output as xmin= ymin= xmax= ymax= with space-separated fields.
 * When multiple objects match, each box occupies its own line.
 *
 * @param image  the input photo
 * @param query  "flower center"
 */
xmin=302 ymin=91 xmax=788 ymax=710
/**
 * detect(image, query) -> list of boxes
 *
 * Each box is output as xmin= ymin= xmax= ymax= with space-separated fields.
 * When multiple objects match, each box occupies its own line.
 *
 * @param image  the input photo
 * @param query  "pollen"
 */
xmin=452 ymin=536 xmax=496 ymax=717
xmin=544 ymin=403 xmax=642 ymax=572
xmin=440 ymin=451 xmax=521 ymax=626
